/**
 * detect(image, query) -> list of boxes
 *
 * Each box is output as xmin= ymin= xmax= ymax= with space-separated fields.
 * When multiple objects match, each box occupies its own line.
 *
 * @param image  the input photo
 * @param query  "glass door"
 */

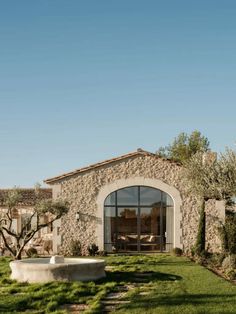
xmin=117 ymin=207 xmax=138 ymax=251
xmin=104 ymin=186 xmax=173 ymax=252
xmin=140 ymin=207 xmax=166 ymax=251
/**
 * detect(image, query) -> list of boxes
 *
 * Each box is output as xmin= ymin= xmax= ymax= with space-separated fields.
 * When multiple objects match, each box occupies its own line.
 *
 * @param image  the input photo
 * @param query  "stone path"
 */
xmin=101 ymin=272 xmax=154 ymax=313
xmin=60 ymin=303 xmax=89 ymax=313
xmin=101 ymin=285 xmax=132 ymax=313
xmin=61 ymin=272 xmax=154 ymax=313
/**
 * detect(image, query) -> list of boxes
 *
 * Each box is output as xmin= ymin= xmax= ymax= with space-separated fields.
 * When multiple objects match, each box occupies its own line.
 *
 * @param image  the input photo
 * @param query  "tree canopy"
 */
xmin=183 ymin=148 xmax=236 ymax=202
xmin=183 ymin=148 xmax=236 ymax=255
xmin=157 ymin=130 xmax=210 ymax=164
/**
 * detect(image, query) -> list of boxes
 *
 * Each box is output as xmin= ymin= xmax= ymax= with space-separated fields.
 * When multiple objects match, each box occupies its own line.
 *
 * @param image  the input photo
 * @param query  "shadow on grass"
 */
xmin=118 ymin=293 xmax=236 ymax=313
xmin=0 ymin=295 xmax=32 ymax=313
xmin=106 ymin=258 xmax=194 ymax=268
xmin=99 ymin=270 xmax=182 ymax=284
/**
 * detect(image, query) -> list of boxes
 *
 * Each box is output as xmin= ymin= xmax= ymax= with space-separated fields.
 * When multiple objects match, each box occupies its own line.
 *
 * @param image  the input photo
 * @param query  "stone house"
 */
xmin=0 ymin=188 xmax=53 ymax=255
xmin=44 ymin=149 xmax=225 ymax=255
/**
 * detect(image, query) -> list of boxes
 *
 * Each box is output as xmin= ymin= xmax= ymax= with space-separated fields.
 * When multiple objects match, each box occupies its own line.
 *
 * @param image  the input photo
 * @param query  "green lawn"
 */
xmin=0 ymin=255 xmax=236 ymax=314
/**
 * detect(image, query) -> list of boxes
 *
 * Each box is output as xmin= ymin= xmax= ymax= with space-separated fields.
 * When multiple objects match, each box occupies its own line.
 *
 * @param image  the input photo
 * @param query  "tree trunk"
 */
xmin=15 ymin=252 xmax=22 ymax=260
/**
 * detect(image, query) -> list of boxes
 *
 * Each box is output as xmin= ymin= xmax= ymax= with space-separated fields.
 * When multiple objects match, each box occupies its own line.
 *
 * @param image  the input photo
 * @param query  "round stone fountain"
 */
xmin=10 ymin=255 xmax=106 ymax=283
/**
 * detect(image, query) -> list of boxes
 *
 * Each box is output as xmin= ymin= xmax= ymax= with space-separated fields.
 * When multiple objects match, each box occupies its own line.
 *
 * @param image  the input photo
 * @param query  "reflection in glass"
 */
xmin=104 ymin=207 xmax=116 ymax=251
xmin=140 ymin=187 xmax=162 ymax=206
xmin=104 ymin=192 xmax=116 ymax=206
xmin=104 ymin=186 xmax=174 ymax=252
xmin=117 ymin=187 xmax=138 ymax=205
xmin=140 ymin=207 xmax=162 ymax=251
xmin=165 ymin=206 xmax=174 ymax=252
xmin=117 ymin=208 xmax=138 ymax=251
xmin=162 ymin=193 xmax=174 ymax=207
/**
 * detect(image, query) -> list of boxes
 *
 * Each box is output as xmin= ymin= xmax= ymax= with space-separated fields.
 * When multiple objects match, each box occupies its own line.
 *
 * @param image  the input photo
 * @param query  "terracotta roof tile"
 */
xmin=44 ymin=149 xmax=180 ymax=184
xmin=0 ymin=188 xmax=52 ymax=207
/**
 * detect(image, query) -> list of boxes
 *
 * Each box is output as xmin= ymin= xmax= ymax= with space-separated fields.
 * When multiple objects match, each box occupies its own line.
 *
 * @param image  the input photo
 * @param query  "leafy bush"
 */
xmin=172 ymin=247 xmax=183 ymax=256
xmin=69 ymin=239 xmax=81 ymax=256
xmin=225 ymin=268 xmax=236 ymax=280
xmin=26 ymin=247 xmax=38 ymax=258
xmin=219 ymin=211 xmax=236 ymax=254
xmin=194 ymin=206 xmax=206 ymax=256
xmin=208 ymin=253 xmax=226 ymax=268
xmin=195 ymin=255 xmax=205 ymax=266
xmin=222 ymin=255 xmax=236 ymax=270
xmin=217 ymin=253 xmax=227 ymax=266
xmin=87 ymin=243 xmax=99 ymax=256
xmin=190 ymin=246 xmax=195 ymax=257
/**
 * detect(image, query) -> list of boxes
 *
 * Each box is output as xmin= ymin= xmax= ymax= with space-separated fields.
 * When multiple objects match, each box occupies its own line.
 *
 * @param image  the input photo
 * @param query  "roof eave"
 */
xmin=44 ymin=150 xmax=181 ymax=184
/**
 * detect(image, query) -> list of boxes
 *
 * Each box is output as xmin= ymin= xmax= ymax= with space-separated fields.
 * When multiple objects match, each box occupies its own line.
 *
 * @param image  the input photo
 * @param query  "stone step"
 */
xmin=102 ymin=305 xmax=116 ymax=313
xmin=102 ymin=300 xmax=130 ymax=305
xmin=60 ymin=303 xmax=88 ymax=313
xmin=100 ymin=284 xmax=132 ymax=313
xmin=105 ymin=292 xmax=126 ymax=299
xmin=139 ymin=291 xmax=151 ymax=296
xmin=116 ymin=285 xmax=130 ymax=291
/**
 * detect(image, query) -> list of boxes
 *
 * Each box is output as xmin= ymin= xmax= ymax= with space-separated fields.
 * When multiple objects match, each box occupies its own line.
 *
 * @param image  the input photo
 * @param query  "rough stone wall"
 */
xmin=49 ymin=155 xmax=223 ymax=255
xmin=205 ymin=200 xmax=225 ymax=253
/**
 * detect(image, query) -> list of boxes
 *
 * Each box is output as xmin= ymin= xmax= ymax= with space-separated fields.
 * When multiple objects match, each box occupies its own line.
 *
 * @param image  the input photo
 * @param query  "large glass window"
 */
xmin=104 ymin=186 xmax=174 ymax=252
xmin=117 ymin=187 xmax=139 ymax=206
xmin=140 ymin=187 xmax=162 ymax=206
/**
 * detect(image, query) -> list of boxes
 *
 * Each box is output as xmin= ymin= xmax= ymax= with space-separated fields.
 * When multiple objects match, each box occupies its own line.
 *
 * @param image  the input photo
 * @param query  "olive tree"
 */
xmin=183 ymin=149 xmax=236 ymax=254
xmin=157 ymin=130 xmax=210 ymax=164
xmin=0 ymin=187 xmax=69 ymax=260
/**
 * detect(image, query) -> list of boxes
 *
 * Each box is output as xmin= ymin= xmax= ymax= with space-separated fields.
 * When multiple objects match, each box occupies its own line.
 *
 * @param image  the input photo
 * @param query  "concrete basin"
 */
xmin=10 ymin=257 xmax=106 ymax=283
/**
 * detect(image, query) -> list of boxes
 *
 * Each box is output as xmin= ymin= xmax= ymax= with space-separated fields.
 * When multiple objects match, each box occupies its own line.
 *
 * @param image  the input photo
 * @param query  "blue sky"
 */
xmin=0 ymin=1 xmax=236 ymax=187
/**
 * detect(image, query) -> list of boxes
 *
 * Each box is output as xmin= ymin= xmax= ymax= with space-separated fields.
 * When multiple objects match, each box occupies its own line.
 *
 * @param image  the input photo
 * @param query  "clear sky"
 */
xmin=1 ymin=1 xmax=236 ymax=187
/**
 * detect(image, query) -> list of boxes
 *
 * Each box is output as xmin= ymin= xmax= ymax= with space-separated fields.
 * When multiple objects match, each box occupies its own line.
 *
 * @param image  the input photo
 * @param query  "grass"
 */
xmin=0 ymin=255 xmax=236 ymax=313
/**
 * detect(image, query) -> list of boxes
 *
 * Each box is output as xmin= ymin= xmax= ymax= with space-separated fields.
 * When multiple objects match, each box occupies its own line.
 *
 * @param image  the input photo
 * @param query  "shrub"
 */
xmin=225 ymin=268 xmax=236 ymax=280
xmin=26 ymin=247 xmax=38 ymax=258
xmin=219 ymin=211 xmax=236 ymax=254
xmin=218 ymin=253 xmax=227 ymax=266
xmin=222 ymin=254 xmax=236 ymax=270
xmin=208 ymin=253 xmax=226 ymax=268
xmin=98 ymin=250 xmax=107 ymax=256
xmin=190 ymin=246 xmax=195 ymax=257
xmin=69 ymin=239 xmax=81 ymax=256
xmin=195 ymin=255 xmax=205 ymax=266
xmin=192 ymin=245 xmax=207 ymax=259
xmin=87 ymin=243 xmax=99 ymax=256
xmin=172 ymin=247 xmax=183 ymax=256
xmin=194 ymin=206 xmax=206 ymax=256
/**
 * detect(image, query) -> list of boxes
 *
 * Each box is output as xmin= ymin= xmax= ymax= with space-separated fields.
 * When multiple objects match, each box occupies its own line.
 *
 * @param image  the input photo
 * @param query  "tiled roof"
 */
xmin=44 ymin=149 xmax=180 ymax=184
xmin=0 ymin=188 xmax=52 ymax=207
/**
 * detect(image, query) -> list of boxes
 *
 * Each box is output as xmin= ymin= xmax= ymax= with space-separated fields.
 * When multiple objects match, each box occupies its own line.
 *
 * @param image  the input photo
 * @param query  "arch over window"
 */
xmin=104 ymin=186 xmax=174 ymax=252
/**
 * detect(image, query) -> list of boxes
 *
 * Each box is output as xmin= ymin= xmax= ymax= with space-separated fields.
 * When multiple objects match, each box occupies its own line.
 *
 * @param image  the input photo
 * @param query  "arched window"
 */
xmin=104 ymin=186 xmax=174 ymax=252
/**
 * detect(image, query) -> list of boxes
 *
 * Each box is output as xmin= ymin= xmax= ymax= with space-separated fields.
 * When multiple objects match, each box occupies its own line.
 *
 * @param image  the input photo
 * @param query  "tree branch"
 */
xmin=0 ymin=229 xmax=15 ymax=257
xmin=2 ymin=226 xmax=18 ymax=239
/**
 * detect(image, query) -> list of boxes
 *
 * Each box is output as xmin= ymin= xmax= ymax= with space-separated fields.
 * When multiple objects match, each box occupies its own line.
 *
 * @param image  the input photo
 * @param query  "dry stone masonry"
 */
xmin=45 ymin=151 xmax=225 ymax=255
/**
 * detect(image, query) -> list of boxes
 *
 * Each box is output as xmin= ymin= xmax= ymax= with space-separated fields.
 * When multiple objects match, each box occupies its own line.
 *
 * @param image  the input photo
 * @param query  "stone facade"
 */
xmin=205 ymin=199 xmax=225 ymax=252
xmin=45 ymin=150 xmax=225 ymax=255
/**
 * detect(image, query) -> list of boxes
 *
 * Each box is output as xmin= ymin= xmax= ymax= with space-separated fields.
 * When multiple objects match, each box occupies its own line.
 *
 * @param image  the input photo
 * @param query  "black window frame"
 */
xmin=104 ymin=186 xmax=173 ymax=252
